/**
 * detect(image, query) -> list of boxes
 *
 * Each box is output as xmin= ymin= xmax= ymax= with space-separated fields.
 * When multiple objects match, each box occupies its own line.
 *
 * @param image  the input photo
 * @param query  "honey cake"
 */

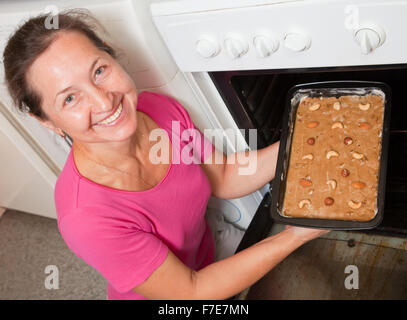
xmin=281 ymin=94 xmax=384 ymax=221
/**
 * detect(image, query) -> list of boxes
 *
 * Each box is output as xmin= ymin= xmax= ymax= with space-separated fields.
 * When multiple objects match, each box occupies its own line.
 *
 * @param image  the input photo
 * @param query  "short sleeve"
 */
xmin=192 ymin=123 xmax=215 ymax=163
xmin=162 ymin=94 xmax=214 ymax=163
xmin=58 ymin=207 xmax=169 ymax=293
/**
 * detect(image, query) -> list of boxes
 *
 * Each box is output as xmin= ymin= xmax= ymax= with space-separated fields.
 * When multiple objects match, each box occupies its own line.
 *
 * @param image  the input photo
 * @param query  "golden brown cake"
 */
xmin=281 ymin=94 xmax=384 ymax=221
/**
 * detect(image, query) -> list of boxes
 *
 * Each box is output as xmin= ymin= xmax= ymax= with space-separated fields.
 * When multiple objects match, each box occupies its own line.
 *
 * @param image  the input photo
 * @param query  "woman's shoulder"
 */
xmin=138 ymin=91 xmax=193 ymax=129
xmin=54 ymin=150 xmax=113 ymax=219
xmin=54 ymin=150 xmax=80 ymax=217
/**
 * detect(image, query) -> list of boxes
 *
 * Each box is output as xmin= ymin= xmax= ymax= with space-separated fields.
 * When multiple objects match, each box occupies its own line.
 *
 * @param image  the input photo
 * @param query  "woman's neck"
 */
xmin=72 ymin=112 xmax=150 ymax=170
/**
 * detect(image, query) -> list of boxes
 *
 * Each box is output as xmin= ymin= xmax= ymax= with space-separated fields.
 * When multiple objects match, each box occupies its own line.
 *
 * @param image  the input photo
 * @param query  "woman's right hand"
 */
xmin=283 ymin=225 xmax=330 ymax=244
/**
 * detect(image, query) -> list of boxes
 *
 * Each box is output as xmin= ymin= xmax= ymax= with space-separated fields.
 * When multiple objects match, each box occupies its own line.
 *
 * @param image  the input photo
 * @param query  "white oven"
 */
xmin=150 ymin=0 xmax=407 ymax=251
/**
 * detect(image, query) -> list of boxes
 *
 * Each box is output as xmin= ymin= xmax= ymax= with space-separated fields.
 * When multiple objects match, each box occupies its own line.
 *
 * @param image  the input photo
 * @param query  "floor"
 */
xmin=0 ymin=209 xmax=106 ymax=300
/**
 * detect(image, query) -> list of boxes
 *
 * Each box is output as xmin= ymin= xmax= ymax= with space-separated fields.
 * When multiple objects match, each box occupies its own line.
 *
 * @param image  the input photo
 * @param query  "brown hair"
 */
xmin=3 ymin=9 xmax=116 ymax=120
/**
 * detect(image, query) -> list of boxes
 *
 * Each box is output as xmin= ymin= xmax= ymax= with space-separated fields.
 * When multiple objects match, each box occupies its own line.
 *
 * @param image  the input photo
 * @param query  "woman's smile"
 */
xmin=94 ymin=99 xmax=125 ymax=127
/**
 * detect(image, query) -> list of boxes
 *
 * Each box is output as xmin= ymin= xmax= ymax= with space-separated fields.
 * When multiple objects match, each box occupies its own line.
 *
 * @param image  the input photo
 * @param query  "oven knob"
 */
xmin=195 ymin=37 xmax=220 ymax=58
xmin=253 ymin=34 xmax=279 ymax=58
xmin=224 ymin=36 xmax=249 ymax=59
xmin=284 ymin=33 xmax=311 ymax=52
xmin=354 ymin=24 xmax=386 ymax=55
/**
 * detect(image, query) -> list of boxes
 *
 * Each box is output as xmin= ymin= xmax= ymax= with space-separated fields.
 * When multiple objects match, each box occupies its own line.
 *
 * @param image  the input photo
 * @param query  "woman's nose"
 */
xmin=87 ymin=86 xmax=115 ymax=113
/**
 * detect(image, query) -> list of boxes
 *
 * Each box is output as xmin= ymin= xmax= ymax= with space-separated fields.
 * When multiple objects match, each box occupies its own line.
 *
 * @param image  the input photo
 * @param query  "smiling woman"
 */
xmin=25 ymin=31 xmax=139 ymax=144
xmin=4 ymin=10 xmax=116 ymax=121
xmin=2 ymin=9 xmax=328 ymax=300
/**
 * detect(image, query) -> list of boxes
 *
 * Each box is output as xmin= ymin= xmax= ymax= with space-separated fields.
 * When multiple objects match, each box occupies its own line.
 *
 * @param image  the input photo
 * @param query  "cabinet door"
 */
xmin=0 ymin=111 xmax=57 ymax=219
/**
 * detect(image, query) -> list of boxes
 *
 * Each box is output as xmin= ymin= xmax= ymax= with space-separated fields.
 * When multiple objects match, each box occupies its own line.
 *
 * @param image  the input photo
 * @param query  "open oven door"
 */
xmin=231 ymin=189 xmax=273 ymax=300
xmin=235 ymin=190 xmax=273 ymax=253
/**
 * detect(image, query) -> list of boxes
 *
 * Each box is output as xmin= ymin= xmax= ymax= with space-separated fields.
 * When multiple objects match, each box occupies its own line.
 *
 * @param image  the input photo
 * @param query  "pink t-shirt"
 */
xmin=55 ymin=91 xmax=215 ymax=300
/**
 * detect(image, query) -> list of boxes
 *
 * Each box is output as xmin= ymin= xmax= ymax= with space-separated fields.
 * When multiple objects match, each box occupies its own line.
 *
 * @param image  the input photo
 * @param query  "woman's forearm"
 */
xmin=218 ymin=140 xmax=280 ymax=199
xmin=191 ymin=228 xmax=303 ymax=300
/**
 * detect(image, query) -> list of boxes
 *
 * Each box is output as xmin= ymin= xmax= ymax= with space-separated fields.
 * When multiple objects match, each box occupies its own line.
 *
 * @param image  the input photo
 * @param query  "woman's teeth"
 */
xmin=96 ymin=103 xmax=123 ymax=125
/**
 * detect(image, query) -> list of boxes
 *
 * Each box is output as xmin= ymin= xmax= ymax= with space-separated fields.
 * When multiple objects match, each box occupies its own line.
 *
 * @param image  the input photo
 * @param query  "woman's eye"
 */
xmin=95 ymin=66 xmax=105 ymax=77
xmin=64 ymin=95 xmax=74 ymax=105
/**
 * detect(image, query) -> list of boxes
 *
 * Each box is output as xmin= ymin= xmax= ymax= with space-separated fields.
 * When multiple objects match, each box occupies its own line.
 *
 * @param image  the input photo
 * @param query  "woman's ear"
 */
xmin=28 ymin=113 xmax=65 ymax=137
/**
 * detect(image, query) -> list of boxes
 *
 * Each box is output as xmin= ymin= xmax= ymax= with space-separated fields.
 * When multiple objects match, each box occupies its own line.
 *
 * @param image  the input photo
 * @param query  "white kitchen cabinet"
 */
xmin=0 ymin=109 xmax=58 ymax=219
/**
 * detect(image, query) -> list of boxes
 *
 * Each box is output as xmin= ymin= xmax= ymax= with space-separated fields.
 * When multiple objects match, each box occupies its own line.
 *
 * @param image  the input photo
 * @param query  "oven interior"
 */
xmin=210 ymin=65 xmax=407 ymax=237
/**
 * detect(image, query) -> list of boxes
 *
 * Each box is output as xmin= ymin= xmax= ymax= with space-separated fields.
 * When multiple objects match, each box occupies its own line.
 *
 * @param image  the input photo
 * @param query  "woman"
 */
xmin=3 ymin=11 xmax=329 ymax=300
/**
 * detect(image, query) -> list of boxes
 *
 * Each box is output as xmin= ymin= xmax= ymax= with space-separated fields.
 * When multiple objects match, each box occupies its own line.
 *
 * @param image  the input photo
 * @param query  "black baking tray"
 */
xmin=270 ymin=81 xmax=392 ymax=230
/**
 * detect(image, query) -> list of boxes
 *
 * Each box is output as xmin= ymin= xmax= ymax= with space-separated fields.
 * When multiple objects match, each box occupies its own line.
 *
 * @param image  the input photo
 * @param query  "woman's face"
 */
xmin=27 ymin=31 xmax=139 ymax=143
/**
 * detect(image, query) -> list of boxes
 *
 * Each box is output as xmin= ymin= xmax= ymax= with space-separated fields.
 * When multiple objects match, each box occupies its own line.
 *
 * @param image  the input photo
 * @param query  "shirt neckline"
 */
xmin=69 ymin=92 xmax=173 ymax=194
